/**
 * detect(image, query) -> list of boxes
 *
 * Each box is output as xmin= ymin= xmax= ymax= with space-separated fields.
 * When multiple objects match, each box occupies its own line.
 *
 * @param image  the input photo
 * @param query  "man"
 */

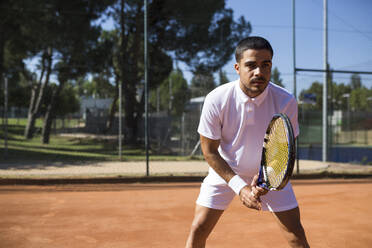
xmin=185 ymin=36 xmax=309 ymax=248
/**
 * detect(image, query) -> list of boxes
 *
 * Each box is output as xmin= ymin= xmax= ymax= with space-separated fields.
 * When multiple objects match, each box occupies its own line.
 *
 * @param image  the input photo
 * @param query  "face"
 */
xmin=234 ymin=49 xmax=272 ymax=98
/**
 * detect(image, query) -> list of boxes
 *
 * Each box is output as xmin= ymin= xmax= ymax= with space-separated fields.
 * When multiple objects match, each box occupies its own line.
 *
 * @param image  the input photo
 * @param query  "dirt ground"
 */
xmin=1 ymin=179 xmax=372 ymax=248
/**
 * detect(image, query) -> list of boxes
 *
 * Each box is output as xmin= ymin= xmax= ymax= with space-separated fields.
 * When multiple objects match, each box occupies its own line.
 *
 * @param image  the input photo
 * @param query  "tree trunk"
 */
xmin=42 ymin=81 xmax=63 ymax=144
xmin=117 ymin=0 xmax=143 ymax=145
xmin=24 ymin=79 xmax=41 ymax=139
xmin=24 ymin=48 xmax=53 ymax=139
xmin=134 ymin=86 xmax=146 ymax=146
xmin=123 ymin=81 xmax=137 ymax=144
xmin=24 ymin=111 xmax=38 ymax=138
xmin=41 ymin=102 xmax=54 ymax=144
xmin=0 ymin=37 xmax=4 ymax=86
xmin=104 ymin=78 xmax=119 ymax=133
xmin=122 ymin=3 xmax=143 ymax=145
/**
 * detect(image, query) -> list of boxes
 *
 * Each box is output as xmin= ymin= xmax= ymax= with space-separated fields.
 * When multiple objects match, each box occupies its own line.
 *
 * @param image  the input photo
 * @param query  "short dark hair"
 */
xmin=235 ymin=36 xmax=274 ymax=62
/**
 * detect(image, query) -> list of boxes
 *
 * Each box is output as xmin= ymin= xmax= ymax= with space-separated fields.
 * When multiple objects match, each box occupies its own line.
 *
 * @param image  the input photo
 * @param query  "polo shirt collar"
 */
xmin=235 ymin=80 xmax=270 ymax=106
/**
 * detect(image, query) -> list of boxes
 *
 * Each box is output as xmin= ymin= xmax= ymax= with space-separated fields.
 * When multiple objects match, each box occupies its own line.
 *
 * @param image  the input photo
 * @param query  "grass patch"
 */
xmin=0 ymin=121 xmax=197 ymax=164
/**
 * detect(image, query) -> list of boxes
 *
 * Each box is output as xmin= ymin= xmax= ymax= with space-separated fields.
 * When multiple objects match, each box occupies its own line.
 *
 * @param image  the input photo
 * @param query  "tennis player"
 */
xmin=185 ymin=36 xmax=309 ymax=248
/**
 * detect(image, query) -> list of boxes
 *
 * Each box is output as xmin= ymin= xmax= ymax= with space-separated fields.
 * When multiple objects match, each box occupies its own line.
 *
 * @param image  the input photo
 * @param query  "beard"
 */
xmin=250 ymin=76 xmax=267 ymax=84
xmin=240 ymin=77 xmax=269 ymax=97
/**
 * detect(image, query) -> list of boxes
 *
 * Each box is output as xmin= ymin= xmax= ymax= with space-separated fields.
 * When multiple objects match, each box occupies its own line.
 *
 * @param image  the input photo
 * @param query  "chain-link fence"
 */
xmin=1 ymin=0 xmax=372 ymax=167
xmin=298 ymin=108 xmax=372 ymax=164
xmin=76 ymin=96 xmax=204 ymax=157
xmin=1 ymin=87 xmax=372 ymax=165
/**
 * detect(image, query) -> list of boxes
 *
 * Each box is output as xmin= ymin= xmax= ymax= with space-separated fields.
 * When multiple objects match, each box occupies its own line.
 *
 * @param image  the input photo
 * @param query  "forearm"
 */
xmin=200 ymin=136 xmax=263 ymax=211
xmin=200 ymin=135 xmax=248 ymax=195
xmin=203 ymin=152 xmax=236 ymax=183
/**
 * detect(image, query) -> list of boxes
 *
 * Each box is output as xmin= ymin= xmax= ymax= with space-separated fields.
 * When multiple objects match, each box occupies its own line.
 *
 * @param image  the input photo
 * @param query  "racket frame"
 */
xmin=257 ymin=113 xmax=296 ymax=191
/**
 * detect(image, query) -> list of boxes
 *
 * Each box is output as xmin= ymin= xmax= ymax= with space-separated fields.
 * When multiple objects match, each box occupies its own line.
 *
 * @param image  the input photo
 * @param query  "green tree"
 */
xmin=298 ymin=68 xmax=372 ymax=112
xmin=369 ymin=87 xmax=372 ymax=111
xmin=24 ymin=47 xmax=53 ymax=139
xmin=329 ymin=82 xmax=351 ymax=111
xmin=86 ymin=29 xmax=122 ymax=133
xmin=150 ymin=69 xmax=190 ymax=116
xmin=271 ymin=67 xmax=284 ymax=88
xmin=57 ymin=83 xmax=80 ymax=116
xmin=299 ymin=81 xmax=323 ymax=110
xmin=2 ymin=1 xmax=56 ymax=139
xmin=219 ymin=70 xmax=230 ymax=85
xmin=0 ymin=69 xmax=33 ymax=110
xmin=42 ymin=82 xmax=80 ymax=117
xmin=109 ymin=0 xmax=251 ymax=144
xmin=350 ymin=87 xmax=369 ymax=111
xmin=350 ymin=73 xmax=362 ymax=90
xmin=38 ymin=0 xmax=113 ymax=144
xmin=20 ymin=0 xmax=113 ymax=141
xmin=77 ymin=76 xmax=115 ymax=99
xmin=0 ymin=0 xmax=36 ymax=82
xmin=190 ymin=71 xmax=216 ymax=98
xmin=0 ymin=0 xmax=46 ymax=136
xmin=107 ymin=0 xmax=174 ymax=142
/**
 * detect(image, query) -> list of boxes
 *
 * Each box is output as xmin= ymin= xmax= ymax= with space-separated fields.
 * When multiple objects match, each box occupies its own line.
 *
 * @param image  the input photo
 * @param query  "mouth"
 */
xmin=251 ymin=79 xmax=265 ymax=85
xmin=251 ymin=77 xmax=266 ymax=83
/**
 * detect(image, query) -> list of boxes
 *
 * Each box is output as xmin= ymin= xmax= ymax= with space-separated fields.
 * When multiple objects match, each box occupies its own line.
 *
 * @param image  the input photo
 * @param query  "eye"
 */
xmin=262 ymin=63 xmax=271 ymax=69
xmin=246 ymin=63 xmax=256 ymax=70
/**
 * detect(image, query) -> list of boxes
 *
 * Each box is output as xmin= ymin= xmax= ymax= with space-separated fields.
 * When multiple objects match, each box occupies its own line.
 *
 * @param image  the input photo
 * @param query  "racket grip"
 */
xmin=228 ymin=175 xmax=248 ymax=195
xmin=257 ymin=166 xmax=264 ymax=186
xmin=257 ymin=167 xmax=268 ymax=189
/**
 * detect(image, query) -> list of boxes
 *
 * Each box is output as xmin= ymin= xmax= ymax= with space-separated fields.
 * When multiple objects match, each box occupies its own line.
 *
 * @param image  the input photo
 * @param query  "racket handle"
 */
xmin=257 ymin=166 xmax=264 ymax=185
xmin=257 ymin=167 xmax=269 ymax=189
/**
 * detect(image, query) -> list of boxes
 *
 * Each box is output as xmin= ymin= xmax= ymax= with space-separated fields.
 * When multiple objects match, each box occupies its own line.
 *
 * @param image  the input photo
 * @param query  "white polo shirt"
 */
xmin=198 ymin=80 xmax=299 ymax=185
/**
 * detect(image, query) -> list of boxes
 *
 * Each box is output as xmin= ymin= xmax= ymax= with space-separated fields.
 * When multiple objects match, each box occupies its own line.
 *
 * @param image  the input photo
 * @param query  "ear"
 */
xmin=234 ymin=63 xmax=240 ymax=75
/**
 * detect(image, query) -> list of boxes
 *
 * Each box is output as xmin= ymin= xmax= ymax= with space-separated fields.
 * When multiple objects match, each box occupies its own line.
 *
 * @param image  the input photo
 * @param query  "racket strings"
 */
xmin=264 ymin=118 xmax=289 ymax=188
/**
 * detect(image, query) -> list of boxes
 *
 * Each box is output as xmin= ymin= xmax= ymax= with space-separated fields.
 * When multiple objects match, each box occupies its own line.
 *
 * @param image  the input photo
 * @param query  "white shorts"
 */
xmin=196 ymin=176 xmax=298 ymax=212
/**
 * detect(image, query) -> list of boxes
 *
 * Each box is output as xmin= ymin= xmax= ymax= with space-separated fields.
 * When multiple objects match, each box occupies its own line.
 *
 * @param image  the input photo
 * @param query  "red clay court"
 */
xmin=1 ymin=178 xmax=372 ymax=248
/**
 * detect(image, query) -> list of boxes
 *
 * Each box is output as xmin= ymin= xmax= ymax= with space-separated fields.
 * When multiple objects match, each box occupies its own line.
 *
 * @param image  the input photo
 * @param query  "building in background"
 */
xmin=80 ymin=96 xmax=112 ymax=119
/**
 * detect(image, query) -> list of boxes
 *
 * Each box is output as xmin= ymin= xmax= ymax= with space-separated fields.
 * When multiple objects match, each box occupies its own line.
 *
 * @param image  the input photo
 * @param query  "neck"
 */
xmin=239 ymin=81 xmax=264 ymax=98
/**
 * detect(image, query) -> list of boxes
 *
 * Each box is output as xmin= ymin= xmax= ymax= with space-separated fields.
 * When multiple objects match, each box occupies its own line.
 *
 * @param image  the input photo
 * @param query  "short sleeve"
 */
xmin=197 ymin=94 xmax=222 ymax=140
xmin=283 ymin=97 xmax=300 ymax=138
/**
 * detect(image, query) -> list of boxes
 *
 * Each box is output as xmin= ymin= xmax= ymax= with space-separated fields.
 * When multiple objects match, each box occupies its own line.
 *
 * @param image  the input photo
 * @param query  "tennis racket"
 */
xmin=257 ymin=113 xmax=296 ymax=191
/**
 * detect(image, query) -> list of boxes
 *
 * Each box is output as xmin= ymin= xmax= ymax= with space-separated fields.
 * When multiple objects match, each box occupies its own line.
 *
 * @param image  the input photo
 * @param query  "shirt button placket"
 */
xmin=246 ymin=100 xmax=255 ymax=125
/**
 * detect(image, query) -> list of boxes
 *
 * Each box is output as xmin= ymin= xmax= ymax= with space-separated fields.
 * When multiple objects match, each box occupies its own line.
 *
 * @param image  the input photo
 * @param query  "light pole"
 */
xmin=367 ymin=97 xmax=372 ymax=145
xmin=367 ymin=96 xmax=372 ymax=108
xmin=3 ymin=75 xmax=8 ymax=158
xmin=322 ymin=0 xmax=328 ymax=162
xmin=144 ymin=0 xmax=149 ymax=176
xmin=342 ymin=93 xmax=351 ymax=143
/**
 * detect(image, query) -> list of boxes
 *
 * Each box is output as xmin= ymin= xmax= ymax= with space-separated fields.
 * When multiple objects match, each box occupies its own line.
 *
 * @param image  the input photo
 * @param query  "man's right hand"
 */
xmin=239 ymin=185 xmax=262 ymax=210
xmin=239 ymin=174 xmax=268 ymax=211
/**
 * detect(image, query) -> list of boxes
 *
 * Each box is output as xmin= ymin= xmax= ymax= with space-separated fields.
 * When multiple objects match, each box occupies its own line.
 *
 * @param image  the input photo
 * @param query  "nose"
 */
xmin=253 ymin=66 xmax=263 ymax=76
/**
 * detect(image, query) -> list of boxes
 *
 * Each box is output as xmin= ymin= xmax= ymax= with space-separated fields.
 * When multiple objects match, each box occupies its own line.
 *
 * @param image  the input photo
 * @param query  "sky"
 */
xmin=29 ymin=0 xmax=371 ymax=97
xmin=217 ymin=0 xmax=372 ymax=96
xmin=164 ymin=0 xmax=372 ymax=97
